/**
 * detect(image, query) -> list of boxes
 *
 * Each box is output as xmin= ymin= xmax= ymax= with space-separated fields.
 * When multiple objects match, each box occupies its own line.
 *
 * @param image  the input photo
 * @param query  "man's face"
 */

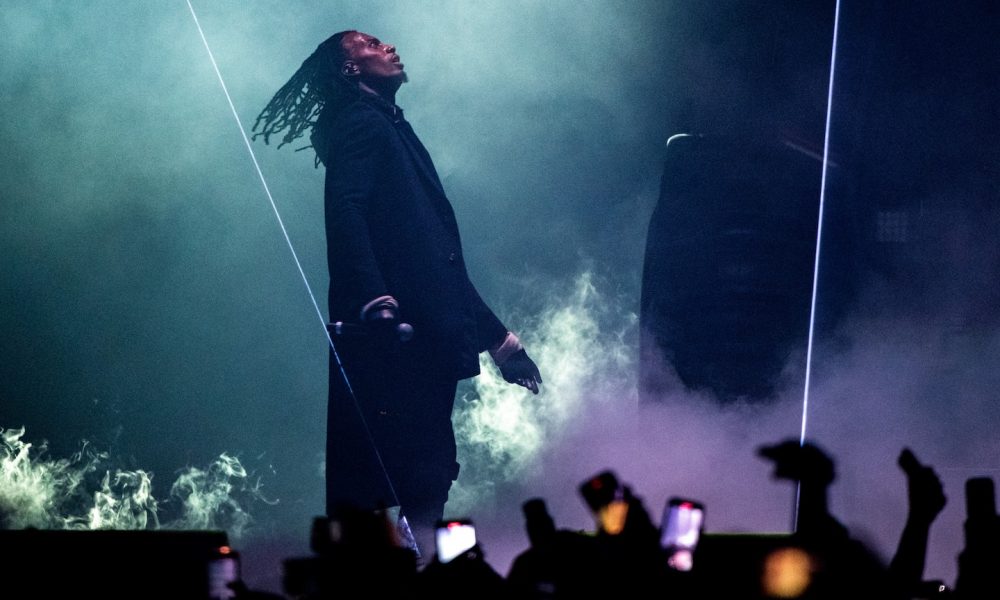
xmin=341 ymin=31 xmax=406 ymax=84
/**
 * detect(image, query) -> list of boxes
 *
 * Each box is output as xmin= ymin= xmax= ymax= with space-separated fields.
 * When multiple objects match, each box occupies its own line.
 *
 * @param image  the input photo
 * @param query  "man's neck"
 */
xmin=359 ymin=80 xmax=399 ymax=106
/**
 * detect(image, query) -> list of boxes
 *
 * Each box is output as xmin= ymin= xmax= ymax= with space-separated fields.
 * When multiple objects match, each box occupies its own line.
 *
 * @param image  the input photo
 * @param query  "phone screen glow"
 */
xmin=436 ymin=521 xmax=476 ymax=563
xmin=661 ymin=501 xmax=704 ymax=550
xmin=208 ymin=556 xmax=239 ymax=599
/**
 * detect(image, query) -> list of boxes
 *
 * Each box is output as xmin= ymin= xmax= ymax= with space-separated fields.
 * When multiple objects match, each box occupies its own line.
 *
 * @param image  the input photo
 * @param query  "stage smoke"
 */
xmin=1 ymin=427 xmax=103 ymax=530
xmin=449 ymin=270 xmax=636 ymax=514
xmin=168 ymin=452 xmax=274 ymax=539
xmin=1 ymin=426 xmax=268 ymax=541
xmin=84 ymin=469 xmax=157 ymax=530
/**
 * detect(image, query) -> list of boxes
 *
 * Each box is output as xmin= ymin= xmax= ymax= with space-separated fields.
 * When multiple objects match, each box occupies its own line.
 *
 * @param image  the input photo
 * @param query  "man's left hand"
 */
xmin=498 ymin=349 xmax=543 ymax=394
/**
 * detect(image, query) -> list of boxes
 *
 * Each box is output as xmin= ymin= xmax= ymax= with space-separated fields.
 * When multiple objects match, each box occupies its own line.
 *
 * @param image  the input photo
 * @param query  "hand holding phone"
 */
xmin=436 ymin=519 xmax=477 ymax=563
xmin=660 ymin=498 xmax=705 ymax=572
xmin=579 ymin=471 xmax=631 ymax=534
xmin=207 ymin=546 xmax=241 ymax=600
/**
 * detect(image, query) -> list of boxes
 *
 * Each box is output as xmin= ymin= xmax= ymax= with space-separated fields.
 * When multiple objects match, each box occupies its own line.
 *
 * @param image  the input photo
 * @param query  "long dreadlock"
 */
xmin=252 ymin=30 xmax=359 ymax=167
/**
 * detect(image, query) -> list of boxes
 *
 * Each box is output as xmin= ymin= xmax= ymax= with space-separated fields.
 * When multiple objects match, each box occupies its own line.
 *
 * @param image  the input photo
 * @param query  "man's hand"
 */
xmin=758 ymin=440 xmax=836 ymax=486
xmin=899 ymin=448 xmax=946 ymax=525
xmin=488 ymin=332 xmax=543 ymax=394
xmin=361 ymin=295 xmax=401 ymax=343
xmin=497 ymin=349 xmax=543 ymax=394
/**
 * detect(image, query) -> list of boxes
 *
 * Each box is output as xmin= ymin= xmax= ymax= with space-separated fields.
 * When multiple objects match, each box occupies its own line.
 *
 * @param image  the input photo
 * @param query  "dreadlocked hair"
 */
xmin=252 ymin=30 xmax=359 ymax=167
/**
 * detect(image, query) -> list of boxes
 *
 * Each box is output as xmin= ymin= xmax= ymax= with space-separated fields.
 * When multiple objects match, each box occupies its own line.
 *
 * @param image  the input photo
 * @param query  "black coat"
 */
xmin=320 ymin=94 xmax=507 ymax=379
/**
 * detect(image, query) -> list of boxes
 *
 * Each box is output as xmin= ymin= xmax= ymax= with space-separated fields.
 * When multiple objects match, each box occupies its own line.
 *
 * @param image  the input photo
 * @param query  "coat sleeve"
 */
xmin=469 ymin=282 xmax=509 ymax=352
xmin=324 ymin=109 xmax=391 ymax=315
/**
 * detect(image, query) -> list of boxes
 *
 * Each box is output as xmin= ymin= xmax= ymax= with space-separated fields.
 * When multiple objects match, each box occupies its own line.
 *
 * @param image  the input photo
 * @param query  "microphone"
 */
xmin=327 ymin=320 xmax=414 ymax=342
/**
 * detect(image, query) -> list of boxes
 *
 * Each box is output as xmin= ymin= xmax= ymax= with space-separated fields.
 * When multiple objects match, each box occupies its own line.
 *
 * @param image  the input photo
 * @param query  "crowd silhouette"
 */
xmin=218 ymin=437 xmax=1000 ymax=599
xmin=3 ymin=435 xmax=995 ymax=598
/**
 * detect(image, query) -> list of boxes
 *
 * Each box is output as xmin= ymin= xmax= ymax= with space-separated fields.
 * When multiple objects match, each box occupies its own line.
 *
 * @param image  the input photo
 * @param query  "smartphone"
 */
xmin=207 ymin=546 xmax=241 ymax=600
xmin=579 ymin=471 xmax=622 ymax=512
xmin=660 ymin=498 xmax=705 ymax=571
xmin=579 ymin=471 xmax=631 ymax=534
xmin=965 ymin=477 xmax=996 ymax=521
xmin=436 ymin=519 xmax=477 ymax=563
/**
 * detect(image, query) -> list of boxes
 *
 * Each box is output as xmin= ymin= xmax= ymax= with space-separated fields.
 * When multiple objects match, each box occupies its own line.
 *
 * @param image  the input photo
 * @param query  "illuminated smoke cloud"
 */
xmin=79 ymin=469 xmax=158 ymax=531
xmin=0 ymin=426 xmax=267 ymax=541
xmin=450 ymin=271 xmax=636 ymax=513
xmin=167 ymin=452 xmax=273 ymax=539
xmin=443 ymin=268 xmax=802 ymax=572
xmin=1 ymin=427 xmax=96 ymax=529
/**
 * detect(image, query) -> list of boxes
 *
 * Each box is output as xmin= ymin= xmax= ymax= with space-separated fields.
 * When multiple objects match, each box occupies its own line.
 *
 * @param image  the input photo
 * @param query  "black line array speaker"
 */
xmin=0 ymin=529 xmax=229 ymax=599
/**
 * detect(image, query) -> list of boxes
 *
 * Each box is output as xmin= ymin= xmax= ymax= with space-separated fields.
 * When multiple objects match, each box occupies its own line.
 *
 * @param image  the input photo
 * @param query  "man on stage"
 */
xmin=253 ymin=30 xmax=542 ymax=539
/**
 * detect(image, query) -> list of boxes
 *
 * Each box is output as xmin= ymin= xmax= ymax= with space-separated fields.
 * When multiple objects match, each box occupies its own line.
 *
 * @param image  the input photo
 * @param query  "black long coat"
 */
xmin=320 ymin=94 xmax=507 ymax=379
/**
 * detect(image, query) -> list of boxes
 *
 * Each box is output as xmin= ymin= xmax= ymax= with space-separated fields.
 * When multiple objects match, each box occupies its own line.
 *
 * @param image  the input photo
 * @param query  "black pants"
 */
xmin=326 ymin=339 xmax=460 ymax=530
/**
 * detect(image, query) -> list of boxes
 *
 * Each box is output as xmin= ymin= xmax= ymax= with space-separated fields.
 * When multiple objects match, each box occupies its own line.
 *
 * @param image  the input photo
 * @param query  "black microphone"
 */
xmin=327 ymin=320 xmax=414 ymax=342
